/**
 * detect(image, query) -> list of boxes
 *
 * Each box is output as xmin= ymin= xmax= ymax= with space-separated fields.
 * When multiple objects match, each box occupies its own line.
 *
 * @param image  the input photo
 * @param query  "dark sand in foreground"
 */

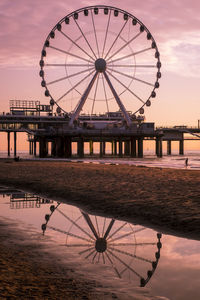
xmin=0 ymin=159 xmax=199 ymax=240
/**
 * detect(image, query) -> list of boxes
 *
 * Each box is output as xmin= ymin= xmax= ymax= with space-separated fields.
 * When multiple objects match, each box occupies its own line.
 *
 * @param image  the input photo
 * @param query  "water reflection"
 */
xmin=42 ymin=203 xmax=162 ymax=287
xmin=0 ymin=188 xmax=53 ymax=209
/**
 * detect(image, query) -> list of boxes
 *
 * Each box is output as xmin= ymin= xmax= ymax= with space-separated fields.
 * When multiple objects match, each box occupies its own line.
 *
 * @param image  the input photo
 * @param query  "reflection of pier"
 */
xmin=9 ymin=192 xmax=53 ymax=209
xmin=42 ymin=203 xmax=162 ymax=286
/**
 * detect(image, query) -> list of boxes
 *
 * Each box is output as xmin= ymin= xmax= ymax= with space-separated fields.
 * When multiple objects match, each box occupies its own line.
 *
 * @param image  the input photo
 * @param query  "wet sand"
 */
xmin=0 ymin=159 xmax=199 ymax=299
xmin=0 ymin=159 xmax=199 ymax=240
xmin=0 ymin=218 xmax=117 ymax=300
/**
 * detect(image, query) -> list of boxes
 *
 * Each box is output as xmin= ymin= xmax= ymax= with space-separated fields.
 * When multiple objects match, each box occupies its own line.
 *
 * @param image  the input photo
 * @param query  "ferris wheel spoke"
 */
xmin=102 ymin=252 xmax=106 ymax=264
xmin=103 ymin=219 xmax=115 ymax=239
xmin=85 ymin=249 xmax=96 ymax=259
xmin=48 ymin=225 xmax=92 ymax=243
xmin=73 ymin=18 xmax=97 ymax=59
xmin=49 ymin=45 xmax=92 ymax=63
xmin=107 ymin=32 xmax=141 ymax=62
xmin=95 ymin=215 xmax=100 ymax=237
xmin=102 ymin=9 xmax=111 ymax=57
xmin=97 ymin=252 xmax=101 ymax=263
xmin=109 ymin=229 xmax=136 ymax=243
xmin=57 ymin=69 xmax=95 ymax=103
xmin=108 ymin=47 xmax=152 ymax=64
xmin=107 ymin=249 xmax=142 ymax=279
xmin=106 ymin=70 xmax=145 ymax=104
xmin=109 ymin=242 xmax=156 ymax=247
xmin=79 ymin=246 xmax=94 ymax=255
xmin=56 ymin=208 xmax=95 ymax=240
xmin=47 ymin=67 xmax=94 ymax=86
xmin=81 ymin=212 xmax=99 ymax=239
xmin=111 ymin=247 xmax=153 ymax=264
xmin=66 ymin=243 xmax=93 ymax=247
xmin=91 ymin=74 xmax=100 ymax=115
xmin=104 ymin=19 xmax=128 ymax=60
xmin=104 ymin=250 xmax=121 ymax=278
xmin=60 ymin=30 xmax=95 ymax=61
xmin=91 ymin=11 xmax=100 ymax=57
xmin=102 ymin=76 xmax=109 ymax=113
xmin=92 ymin=251 xmax=98 ymax=262
xmin=107 ymin=67 xmax=155 ymax=87
xmin=102 ymin=217 xmax=107 ymax=237
xmin=45 ymin=63 xmax=93 ymax=67
xmin=107 ymin=64 xmax=157 ymax=68
xmin=103 ymin=71 xmax=132 ymax=126
xmin=69 ymin=71 xmax=98 ymax=126
xmin=107 ymin=222 xmax=127 ymax=241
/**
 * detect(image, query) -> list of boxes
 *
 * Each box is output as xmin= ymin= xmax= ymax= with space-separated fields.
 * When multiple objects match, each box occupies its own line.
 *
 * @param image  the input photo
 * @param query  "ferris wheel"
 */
xmin=39 ymin=5 xmax=161 ymax=126
xmin=42 ymin=203 xmax=162 ymax=286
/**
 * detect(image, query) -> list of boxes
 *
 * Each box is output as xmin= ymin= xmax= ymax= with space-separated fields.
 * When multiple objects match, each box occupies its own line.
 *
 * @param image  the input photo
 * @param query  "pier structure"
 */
xmin=0 ymin=104 xmax=164 ymax=158
xmin=1 ymin=111 xmax=200 ymax=158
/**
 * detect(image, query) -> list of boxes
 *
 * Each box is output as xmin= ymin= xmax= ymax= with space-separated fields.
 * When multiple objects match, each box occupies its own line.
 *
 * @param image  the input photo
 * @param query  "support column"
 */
xmin=51 ymin=140 xmax=56 ymax=157
xmin=14 ymin=131 xmax=17 ymax=157
xmin=100 ymin=141 xmax=103 ymax=158
xmin=179 ymin=139 xmax=184 ymax=155
xmin=103 ymin=141 xmax=106 ymax=155
xmin=114 ymin=140 xmax=117 ymax=155
xmin=89 ymin=141 xmax=93 ymax=155
xmin=118 ymin=139 xmax=122 ymax=158
xmin=39 ymin=137 xmax=47 ymax=158
xmin=64 ymin=137 xmax=72 ymax=158
xmin=56 ymin=137 xmax=65 ymax=157
xmin=156 ymin=137 xmax=163 ymax=157
xmin=167 ymin=140 xmax=171 ymax=155
xmin=138 ymin=138 xmax=143 ymax=158
xmin=29 ymin=142 xmax=31 ymax=155
xmin=34 ymin=139 xmax=37 ymax=156
xmin=78 ymin=138 xmax=84 ymax=158
xmin=31 ymin=141 xmax=34 ymax=155
xmin=111 ymin=141 xmax=114 ymax=155
xmin=124 ymin=141 xmax=130 ymax=156
xmin=130 ymin=138 xmax=136 ymax=157
xmin=7 ymin=132 xmax=10 ymax=156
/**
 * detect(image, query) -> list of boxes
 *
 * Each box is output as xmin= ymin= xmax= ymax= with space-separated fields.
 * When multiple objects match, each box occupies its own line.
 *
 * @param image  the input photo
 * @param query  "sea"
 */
xmin=1 ymin=149 xmax=200 ymax=170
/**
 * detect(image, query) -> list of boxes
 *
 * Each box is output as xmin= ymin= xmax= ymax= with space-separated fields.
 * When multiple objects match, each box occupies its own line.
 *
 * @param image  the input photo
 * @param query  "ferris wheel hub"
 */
xmin=95 ymin=58 xmax=107 ymax=72
xmin=95 ymin=237 xmax=107 ymax=252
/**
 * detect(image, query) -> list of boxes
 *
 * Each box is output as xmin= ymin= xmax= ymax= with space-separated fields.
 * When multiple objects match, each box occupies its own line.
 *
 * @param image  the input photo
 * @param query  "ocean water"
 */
xmin=1 ymin=150 xmax=200 ymax=170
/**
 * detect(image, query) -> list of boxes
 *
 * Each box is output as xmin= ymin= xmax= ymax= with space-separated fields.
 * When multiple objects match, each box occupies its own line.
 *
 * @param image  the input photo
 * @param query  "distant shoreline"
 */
xmin=0 ymin=159 xmax=199 ymax=240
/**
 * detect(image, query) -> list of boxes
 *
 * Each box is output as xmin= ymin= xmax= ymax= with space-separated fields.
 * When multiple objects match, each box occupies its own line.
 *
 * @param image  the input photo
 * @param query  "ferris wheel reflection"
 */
xmin=42 ymin=202 xmax=162 ymax=287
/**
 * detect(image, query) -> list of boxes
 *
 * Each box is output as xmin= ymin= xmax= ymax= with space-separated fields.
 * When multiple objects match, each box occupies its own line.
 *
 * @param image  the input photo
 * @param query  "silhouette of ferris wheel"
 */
xmin=39 ymin=5 xmax=161 ymax=126
xmin=42 ymin=203 xmax=162 ymax=286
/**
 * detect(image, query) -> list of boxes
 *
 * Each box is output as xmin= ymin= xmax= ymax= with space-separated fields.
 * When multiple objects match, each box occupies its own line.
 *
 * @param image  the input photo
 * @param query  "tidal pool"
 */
xmin=0 ymin=188 xmax=199 ymax=300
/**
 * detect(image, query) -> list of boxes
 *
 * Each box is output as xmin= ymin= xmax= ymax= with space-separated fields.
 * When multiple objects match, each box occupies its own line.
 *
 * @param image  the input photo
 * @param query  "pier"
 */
xmin=0 ymin=101 xmax=199 ymax=158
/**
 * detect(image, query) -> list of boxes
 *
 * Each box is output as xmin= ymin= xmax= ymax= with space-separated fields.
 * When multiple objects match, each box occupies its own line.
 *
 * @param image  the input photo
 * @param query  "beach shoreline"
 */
xmin=0 ymin=159 xmax=199 ymax=240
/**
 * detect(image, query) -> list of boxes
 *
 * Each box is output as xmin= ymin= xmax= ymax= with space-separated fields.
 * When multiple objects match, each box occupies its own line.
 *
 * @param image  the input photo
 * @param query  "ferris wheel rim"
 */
xmin=39 ymin=5 xmax=161 ymax=121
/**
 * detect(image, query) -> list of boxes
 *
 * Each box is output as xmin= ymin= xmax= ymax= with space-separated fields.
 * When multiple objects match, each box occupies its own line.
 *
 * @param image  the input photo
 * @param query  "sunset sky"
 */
xmin=0 ymin=0 xmax=200 ymax=126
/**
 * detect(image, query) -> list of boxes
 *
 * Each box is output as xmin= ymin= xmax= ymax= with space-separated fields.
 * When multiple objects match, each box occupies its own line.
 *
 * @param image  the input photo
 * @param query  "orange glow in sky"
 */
xmin=0 ymin=0 xmax=200 ymax=127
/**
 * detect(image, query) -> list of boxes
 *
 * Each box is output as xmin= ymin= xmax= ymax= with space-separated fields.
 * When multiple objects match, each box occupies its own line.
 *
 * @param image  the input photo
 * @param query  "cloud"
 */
xmin=0 ymin=0 xmax=200 ymax=79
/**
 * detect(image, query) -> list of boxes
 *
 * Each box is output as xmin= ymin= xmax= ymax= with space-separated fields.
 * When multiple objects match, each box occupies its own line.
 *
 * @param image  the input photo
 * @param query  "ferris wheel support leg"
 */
xmin=103 ymin=71 xmax=132 ymax=127
xmin=69 ymin=72 xmax=98 ymax=127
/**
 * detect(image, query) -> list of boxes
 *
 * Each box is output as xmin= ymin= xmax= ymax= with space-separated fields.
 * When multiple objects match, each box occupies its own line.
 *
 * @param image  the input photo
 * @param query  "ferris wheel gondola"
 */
xmin=39 ymin=5 xmax=161 ymax=126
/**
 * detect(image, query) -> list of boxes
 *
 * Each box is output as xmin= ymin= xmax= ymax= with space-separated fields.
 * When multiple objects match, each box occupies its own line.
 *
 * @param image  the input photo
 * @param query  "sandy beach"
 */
xmin=0 ymin=159 xmax=200 ymax=299
xmin=0 ymin=159 xmax=199 ymax=240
